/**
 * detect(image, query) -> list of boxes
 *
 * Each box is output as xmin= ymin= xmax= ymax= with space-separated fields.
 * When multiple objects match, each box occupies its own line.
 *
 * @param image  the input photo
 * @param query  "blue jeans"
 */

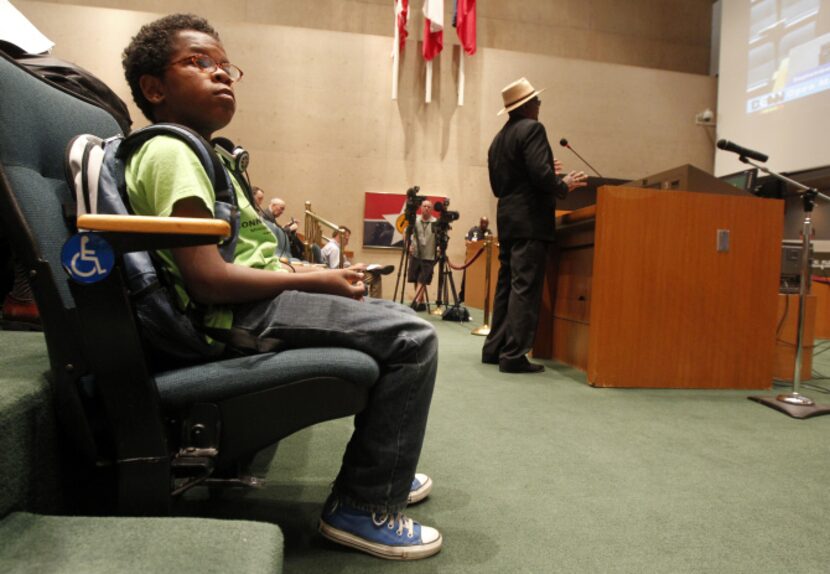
xmin=232 ymin=292 xmax=438 ymax=513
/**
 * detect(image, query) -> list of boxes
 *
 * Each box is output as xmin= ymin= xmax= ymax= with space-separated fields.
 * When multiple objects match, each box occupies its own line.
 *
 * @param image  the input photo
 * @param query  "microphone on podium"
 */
xmin=559 ymin=138 xmax=604 ymax=178
xmin=716 ymin=139 xmax=769 ymax=163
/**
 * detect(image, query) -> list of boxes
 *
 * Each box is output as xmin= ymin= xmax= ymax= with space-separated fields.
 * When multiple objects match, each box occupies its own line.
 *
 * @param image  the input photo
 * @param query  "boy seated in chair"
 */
xmin=122 ymin=13 xmax=441 ymax=560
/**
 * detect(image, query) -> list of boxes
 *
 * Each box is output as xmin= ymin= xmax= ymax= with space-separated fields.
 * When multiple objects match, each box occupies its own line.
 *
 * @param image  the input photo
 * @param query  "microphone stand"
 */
xmin=741 ymin=156 xmax=830 ymax=418
xmin=562 ymin=144 xmax=604 ymax=178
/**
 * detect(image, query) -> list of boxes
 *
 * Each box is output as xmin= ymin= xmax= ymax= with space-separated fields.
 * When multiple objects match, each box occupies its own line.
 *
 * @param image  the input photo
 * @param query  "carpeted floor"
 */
xmin=177 ymin=309 xmax=830 ymax=573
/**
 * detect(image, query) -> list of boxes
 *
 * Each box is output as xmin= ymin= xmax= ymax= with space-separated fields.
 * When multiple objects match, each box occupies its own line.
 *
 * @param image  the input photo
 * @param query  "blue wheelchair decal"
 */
xmin=61 ymin=233 xmax=114 ymax=284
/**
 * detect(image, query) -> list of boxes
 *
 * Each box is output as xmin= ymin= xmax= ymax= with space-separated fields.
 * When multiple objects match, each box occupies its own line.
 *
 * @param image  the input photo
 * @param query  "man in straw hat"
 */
xmin=482 ymin=77 xmax=587 ymax=374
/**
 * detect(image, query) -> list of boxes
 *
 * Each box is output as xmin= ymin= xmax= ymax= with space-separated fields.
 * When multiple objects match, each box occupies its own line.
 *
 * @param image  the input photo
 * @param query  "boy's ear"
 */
xmin=139 ymin=74 xmax=166 ymax=105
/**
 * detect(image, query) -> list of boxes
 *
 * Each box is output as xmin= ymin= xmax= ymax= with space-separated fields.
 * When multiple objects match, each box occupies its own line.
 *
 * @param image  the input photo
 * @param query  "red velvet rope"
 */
xmin=446 ymin=245 xmax=486 ymax=271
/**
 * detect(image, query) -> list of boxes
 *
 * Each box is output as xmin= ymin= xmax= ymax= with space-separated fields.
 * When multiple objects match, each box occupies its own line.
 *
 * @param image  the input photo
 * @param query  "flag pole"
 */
xmin=458 ymin=50 xmax=465 ymax=106
xmin=392 ymin=17 xmax=400 ymax=100
xmin=426 ymin=60 xmax=432 ymax=103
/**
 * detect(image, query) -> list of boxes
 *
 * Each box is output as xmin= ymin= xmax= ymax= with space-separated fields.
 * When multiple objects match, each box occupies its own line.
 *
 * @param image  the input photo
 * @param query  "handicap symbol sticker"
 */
xmin=61 ymin=233 xmax=114 ymax=284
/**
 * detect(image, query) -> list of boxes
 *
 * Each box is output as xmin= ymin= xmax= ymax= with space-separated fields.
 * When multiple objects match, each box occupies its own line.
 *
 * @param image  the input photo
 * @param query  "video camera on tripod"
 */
xmin=433 ymin=199 xmax=460 ymax=231
xmin=431 ymin=199 xmax=470 ymax=322
xmin=404 ymin=186 xmax=427 ymax=225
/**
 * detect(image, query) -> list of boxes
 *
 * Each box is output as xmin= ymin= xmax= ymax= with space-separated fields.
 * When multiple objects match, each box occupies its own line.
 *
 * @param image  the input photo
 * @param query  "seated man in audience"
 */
xmin=266 ymin=197 xmax=306 ymax=258
xmin=321 ymin=227 xmax=351 ymax=269
xmin=251 ymin=188 xmax=297 ymax=261
xmin=261 ymin=196 xmax=280 ymax=223
xmin=267 ymin=197 xmax=298 ymax=231
xmin=253 ymin=186 xmax=265 ymax=211
xmin=121 ymin=13 xmax=440 ymax=560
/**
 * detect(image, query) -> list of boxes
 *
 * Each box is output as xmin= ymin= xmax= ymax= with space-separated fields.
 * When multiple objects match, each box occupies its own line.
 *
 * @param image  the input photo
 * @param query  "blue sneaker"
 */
xmin=408 ymin=473 xmax=433 ymax=504
xmin=319 ymin=499 xmax=442 ymax=560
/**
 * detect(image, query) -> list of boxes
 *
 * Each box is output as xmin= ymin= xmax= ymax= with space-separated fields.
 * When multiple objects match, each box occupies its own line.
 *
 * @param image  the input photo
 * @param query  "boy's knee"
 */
xmin=414 ymin=318 xmax=438 ymax=358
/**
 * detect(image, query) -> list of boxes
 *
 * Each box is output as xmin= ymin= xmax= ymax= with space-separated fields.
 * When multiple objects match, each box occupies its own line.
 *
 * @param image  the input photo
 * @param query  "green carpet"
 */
xmin=177 ymin=310 xmax=830 ymax=573
xmin=4 ymin=315 xmax=829 ymax=572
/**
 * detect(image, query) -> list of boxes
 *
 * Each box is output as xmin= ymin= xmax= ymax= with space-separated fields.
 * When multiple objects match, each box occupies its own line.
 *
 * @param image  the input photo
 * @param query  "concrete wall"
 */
xmin=16 ymin=0 xmax=717 ymax=299
xmin=34 ymin=0 xmax=715 ymax=74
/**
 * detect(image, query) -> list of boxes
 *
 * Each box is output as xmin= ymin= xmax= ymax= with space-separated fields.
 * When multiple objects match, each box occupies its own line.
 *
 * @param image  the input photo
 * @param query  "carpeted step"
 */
xmin=0 ymin=512 xmax=283 ymax=574
xmin=0 ymin=332 xmax=60 ymax=516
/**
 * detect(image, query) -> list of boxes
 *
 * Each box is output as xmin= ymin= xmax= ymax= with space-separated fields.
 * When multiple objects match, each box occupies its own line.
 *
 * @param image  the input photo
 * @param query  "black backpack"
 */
xmin=65 ymin=123 xmax=243 ymax=366
xmin=1 ymin=40 xmax=133 ymax=135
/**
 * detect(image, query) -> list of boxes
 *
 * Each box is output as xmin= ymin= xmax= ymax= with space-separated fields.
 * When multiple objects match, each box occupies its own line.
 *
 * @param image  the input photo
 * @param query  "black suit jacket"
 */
xmin=488 ymin=117 xmax=568 ymax=242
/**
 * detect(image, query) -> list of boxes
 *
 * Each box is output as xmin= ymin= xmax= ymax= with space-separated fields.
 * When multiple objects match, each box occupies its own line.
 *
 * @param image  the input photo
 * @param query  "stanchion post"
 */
xmin=472 ymin=236 xmax=493 ymax=336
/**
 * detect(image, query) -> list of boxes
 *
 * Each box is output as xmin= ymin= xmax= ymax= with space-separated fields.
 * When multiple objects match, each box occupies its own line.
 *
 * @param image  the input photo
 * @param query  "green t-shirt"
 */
xmin=125 ymin=135 xmax=285 ymax=329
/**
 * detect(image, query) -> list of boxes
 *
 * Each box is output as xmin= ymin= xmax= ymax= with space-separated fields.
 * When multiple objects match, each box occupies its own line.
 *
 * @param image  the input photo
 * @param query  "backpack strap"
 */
xmin=115 ymin=123 xmax=239 ymax=262
xmin=65 ymin=133 xmax=106 ymax=219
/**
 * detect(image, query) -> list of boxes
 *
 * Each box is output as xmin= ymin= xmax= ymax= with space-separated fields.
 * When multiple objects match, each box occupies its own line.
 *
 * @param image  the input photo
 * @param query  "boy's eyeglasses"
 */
xmin=170 ymin=54 xmax=244 ymax=83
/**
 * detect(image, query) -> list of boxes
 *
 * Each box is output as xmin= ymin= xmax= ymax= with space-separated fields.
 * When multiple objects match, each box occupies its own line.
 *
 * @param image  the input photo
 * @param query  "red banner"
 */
xmin=363 ymin=192 xmax=446 ymax=248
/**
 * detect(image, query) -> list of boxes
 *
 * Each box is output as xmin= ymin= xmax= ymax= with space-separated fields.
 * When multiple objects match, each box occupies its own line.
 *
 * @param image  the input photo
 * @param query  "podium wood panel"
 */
xmin=464 ymin=241 xmax=499 ymax=310
xmin=539 ymin=186 xmax=783 ymax=389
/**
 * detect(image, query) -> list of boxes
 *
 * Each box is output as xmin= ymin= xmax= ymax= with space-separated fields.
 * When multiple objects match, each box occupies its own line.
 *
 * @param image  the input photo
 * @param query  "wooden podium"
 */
xmin=464 ymin=240 xmax=499 ymax=311
xmin=533 ymin=185 xmax=784 ymax=389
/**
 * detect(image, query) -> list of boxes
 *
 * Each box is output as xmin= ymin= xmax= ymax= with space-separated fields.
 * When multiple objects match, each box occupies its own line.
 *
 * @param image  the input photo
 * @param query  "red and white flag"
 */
xmin=454 ymin=0 xmax=476 ymax=56
xmin=395 ymin=0 xmax=409 ymax=54
xmin=392 ymin=0 xmax=410 ymax=99
xmin=422 ymin=0 xmax=444 ymax=61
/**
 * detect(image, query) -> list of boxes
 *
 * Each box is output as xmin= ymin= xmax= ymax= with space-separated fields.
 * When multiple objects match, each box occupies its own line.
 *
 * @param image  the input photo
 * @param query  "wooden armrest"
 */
xmin=75 ymin=214 xmax=232 ymax=254
xmin=77 ymin=214 xmax=231 ymax=238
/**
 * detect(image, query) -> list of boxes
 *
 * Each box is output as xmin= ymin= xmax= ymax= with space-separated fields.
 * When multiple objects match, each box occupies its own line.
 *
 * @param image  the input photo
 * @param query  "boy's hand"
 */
xmin=327 ymin=269 xmax=366 ymax=299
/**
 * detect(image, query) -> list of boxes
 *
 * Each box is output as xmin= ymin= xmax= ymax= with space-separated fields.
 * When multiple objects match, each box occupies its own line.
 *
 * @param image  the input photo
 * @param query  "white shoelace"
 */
xmin=372 ymin=513 xmax=415 ymax=539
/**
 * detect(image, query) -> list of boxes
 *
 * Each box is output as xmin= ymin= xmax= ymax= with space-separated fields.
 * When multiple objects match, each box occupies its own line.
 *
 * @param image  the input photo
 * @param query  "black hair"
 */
xmin=122 ymin=13 xmax=220 ymax=121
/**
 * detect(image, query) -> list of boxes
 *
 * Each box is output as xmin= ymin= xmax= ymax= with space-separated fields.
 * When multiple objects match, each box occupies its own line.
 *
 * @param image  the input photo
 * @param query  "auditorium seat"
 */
xmin=0 ymin=331 xmax=283 ymax=573
xmin=0 ymin=49 xmax=377 ymax=516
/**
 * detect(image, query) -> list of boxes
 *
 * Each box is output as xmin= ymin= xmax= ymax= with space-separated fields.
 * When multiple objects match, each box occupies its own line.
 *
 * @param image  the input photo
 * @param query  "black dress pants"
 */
xmin=482 ymin=238 xmax=549 ymax=364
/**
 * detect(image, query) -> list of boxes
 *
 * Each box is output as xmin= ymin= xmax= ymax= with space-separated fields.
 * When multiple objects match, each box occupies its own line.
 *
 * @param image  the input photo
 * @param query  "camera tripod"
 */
xmin=433 ymin=255 xmax=470 ymax=321
xmin=433 ymin=227 xmax=470 ymax=322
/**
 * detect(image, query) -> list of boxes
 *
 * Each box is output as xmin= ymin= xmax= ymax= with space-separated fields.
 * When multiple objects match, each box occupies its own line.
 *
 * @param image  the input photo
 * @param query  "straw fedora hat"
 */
xmin=497 ymin=77 xmax=545 ymax=116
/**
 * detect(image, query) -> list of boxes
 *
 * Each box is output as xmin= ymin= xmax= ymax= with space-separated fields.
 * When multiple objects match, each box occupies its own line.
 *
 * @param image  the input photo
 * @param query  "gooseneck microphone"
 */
xmin=716 ymin=139 xmax=769 ymax=163
xmin=559 ymin=138 xmax=604 ymax=178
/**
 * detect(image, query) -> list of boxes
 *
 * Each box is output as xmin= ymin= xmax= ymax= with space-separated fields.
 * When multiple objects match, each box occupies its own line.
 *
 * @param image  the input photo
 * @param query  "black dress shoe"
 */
xmin=499 ymin=358 xmax=545 ymax=374
xmin=411 ymin=302 xmax=427 ymax=312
